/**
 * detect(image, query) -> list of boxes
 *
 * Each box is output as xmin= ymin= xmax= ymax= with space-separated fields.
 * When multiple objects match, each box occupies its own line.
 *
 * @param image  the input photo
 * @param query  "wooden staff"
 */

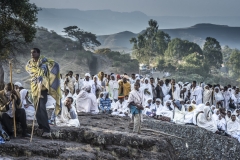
xmin=30 ymin=82 xmax=42 ymax=142
xmin=172 ymin=83 xmax=175 ymax=119
xmin=9 ymin=60 xmax=17 ymax=137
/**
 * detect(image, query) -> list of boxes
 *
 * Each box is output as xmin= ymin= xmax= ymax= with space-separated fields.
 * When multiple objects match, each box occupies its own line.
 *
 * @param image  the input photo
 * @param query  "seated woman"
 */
xmin=197 ymin=106 xmax=218 ymax=133
xmin=173 ymin=100 xmax=185 ymax=124
xmin=99 ymin=92 xmax=112 ymax=114
xmin=76 ymin=85 xmax=98 ymax=113
xmin=20 ymin=89 xmax=35 ymax=120
xmin=184 ymin=105 xmax=196 ymax=125
xmin=156 ymin=100 xmax=174 ymax=120
xmin=56 ymin=97 xmax=80 ymax=127
xmin=227 ymin=114 xmax=240 ymax=142
xmin=144 ymin=98 xmax=156 ymax=116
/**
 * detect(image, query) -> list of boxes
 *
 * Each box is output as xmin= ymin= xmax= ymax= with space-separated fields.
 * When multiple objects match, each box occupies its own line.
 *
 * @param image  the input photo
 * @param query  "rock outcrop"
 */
xmin=0 ymin=113 xmax=240 ymax=160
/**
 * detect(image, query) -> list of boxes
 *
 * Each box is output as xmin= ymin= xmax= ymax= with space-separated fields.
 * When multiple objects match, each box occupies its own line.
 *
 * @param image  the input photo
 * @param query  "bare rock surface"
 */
xmin=1 ymin=113 xmax=240 ymax=159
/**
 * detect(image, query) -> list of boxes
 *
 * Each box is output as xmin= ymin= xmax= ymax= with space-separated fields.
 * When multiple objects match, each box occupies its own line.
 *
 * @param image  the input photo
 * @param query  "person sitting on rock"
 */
xmin=144 ymin=98 xmax=156 ymax=117
xmin=197 ymin=105 xmax=219 ymax=133
xmin=0 ymin=83 xmax=30 ymax=138
xmin=227 ymin=114 xmax=240 ymax=142
xmin=99 ymin=92 xmax=112 ymax=114
xmin=111 ymin=96 xmax=129 ymax=116
xmin=76 ymin=85 xmax=98 ymax=113
xmin=56 ymin=97 xmax=80 ymax=127
xmin=156 ymin=100 xmax=174 ymax=121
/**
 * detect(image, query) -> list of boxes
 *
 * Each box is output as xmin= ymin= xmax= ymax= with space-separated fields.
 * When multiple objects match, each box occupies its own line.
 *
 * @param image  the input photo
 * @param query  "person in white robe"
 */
xmin=74 ymin=74 xmax=84 ymax=93
xmin=223 ymin=87 xmax=231 ymax=109
xmin=214 ymin=87 xmax=224 ymax=108
xmin=111 ymin=96 xmax=129 ymax=116
xmin=56 ymin=97 xmax=80 ymax=127
xmin=225 ymin=110 xmax=232 ymax=123
xmin=169 ymin=80 xmax=181 ymax=101
xmin=190 ymin=81 xmax=203 ymax=105
xmin=91 ymin=75 xmax=102 ymax=98
xmin=108 ymin=74 xmax=119 ymax=102
xmin=217 ymin=115 xmax=226 ymax=131
xmin=19 ymin=89 xmax=35 ymax=120
xmin=173 ymin=100 xmax=185 ymax=124
xmin=127 ymin=82 xmax=145 ymax=134
xmin=141 ymin=78 xmax=153 ymax=102
xmin=227 ymin=114 xmax=240 ymax=142
xmin=65 ymin=71 xmax=76 ymax=95
xmin=76 ymin=84 xmax=98 ymax=113
xmin=212 ymin=109 xmax=220 ymax=125
xmin=72 ymin=89 xmax=80 ymax=109
xmin=62 ymin=89 xmax=73 ymax=103
xmin=144 ymin=98 xmax=156 ymax=116
xmin=155 ymin=98 xmax=164 ymax=117
xmin=156 ymin=100 xmax=174 ymax=120
xmin=83 ymin=73 xmax=93 ymax=92
xmin=203 ymin=85 xmax=213 ymax=105
xmin=60 ymin=74 xmax=65 ymax=95
xmin=197 ymin=106 xmax=218 ymax=133
xmin=184 ymin=105 xmax=196 ymax=124
xmin=193 ymin=103 xmax=205 ymax=125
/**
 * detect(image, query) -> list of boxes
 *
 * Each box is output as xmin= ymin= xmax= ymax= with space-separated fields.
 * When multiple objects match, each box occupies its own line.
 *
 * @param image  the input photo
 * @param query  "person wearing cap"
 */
xmin=154 ymin=98 xmax=164 ymax=118
xmin=156 ymin=100 xmax=174 ymax=120
xmin=83 ymin=73 xmax=93 ymax=90
xmin=111 ymin=96 xmax=128 ymax=116
xmin=227 ymin=114 xmax=240 ymax=142
xmin=14 ymin=82 xmax=23 ymax=92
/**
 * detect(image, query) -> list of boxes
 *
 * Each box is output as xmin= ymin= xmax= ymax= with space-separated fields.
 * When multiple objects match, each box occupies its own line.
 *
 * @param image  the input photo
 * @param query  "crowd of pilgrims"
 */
xmin=6 ymin=71 xmax=240 ymax=142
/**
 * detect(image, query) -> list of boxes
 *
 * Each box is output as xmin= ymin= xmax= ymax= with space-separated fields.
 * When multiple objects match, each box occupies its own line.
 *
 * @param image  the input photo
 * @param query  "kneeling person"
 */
xmin=56 ymin=97 xmax=80 ymax=127
xmin=0 ymin=83 xmax=30 ymax=138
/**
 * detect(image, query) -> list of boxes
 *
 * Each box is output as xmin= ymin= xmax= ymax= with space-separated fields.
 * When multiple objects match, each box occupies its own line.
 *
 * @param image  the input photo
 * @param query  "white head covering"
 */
xmin=85 ymin=73 xmax=91 ymax=77
xmin=155 ymin=98 xmax=161 ymax=102
xmin=14 ymin=82 xmax=22 ymax=87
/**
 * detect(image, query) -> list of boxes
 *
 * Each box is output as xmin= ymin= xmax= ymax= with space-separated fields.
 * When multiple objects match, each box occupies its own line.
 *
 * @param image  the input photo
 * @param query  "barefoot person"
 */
xmin=26 ymin=48 xmax=62 ymax=137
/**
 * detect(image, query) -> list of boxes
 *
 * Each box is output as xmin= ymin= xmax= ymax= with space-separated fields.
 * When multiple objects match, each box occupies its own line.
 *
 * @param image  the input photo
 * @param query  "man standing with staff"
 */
xmin=26 ymin=48 xmax=62 ymax=138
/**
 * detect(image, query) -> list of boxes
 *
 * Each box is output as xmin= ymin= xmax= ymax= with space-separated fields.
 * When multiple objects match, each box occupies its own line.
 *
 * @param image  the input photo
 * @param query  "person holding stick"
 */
xmin=26 ymin=48 xmax=62 ymax=139
xmin=0 ymin=83 xmax=30 ymax=138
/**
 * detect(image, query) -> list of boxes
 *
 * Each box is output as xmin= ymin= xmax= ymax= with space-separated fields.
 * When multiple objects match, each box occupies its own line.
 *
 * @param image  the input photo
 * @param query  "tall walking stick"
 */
xmin=30 ymin=82 xmax=42 ymax=142
xmin=9 ymin=60 xmax=17 ymax=137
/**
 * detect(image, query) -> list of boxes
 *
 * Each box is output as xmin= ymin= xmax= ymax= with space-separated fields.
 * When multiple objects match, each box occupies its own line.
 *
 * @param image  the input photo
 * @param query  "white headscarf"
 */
xmin=14 ymin=82 xmax=22 ymax=87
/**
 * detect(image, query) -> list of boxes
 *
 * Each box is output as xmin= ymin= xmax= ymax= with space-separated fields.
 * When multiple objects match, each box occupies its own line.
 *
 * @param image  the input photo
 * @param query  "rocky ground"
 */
xmin=1 ymin=113 xmax=240 ymax=160
xmin=0 ymin=114 xmax=177 ymax=160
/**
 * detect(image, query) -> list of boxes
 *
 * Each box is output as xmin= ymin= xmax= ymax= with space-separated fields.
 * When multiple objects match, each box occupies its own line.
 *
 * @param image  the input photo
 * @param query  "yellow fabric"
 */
xmin=97 ymin=71 xmax=104 ymax=81
xmin=26 ymin=56 xmax=62 ymax=115
xmin=118 ymin=80 xmax=131 ymax=96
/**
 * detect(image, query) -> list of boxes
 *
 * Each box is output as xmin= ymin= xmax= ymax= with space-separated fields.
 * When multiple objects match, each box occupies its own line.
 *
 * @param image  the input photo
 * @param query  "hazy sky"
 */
xmin=30 ymin=0 xmax=240 ymax=17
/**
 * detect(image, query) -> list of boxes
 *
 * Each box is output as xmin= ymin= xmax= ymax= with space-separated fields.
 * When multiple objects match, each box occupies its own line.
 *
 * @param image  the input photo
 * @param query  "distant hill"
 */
xmin=37 ymin=8 xmax=240 ymax=35
xmin=97 ymin=23 xmax=240 ymax=50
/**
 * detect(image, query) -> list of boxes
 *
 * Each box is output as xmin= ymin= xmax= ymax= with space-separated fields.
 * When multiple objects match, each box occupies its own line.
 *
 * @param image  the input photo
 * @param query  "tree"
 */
xmin=164 ymin=38 xmax=203 ymax=62
xmin=228 ymin=49 xmax=240 ymax=75
xmin=63 ymin=26 xmax=101 ymax=51
xmin=179 ymin=52 xmax=208 ymax=76
xmin=203 ymin=37 xmax=223 ymax=69
xmin=0 ymin=0 xmax=39 ymax=89
xmin=130 ymin=19 xmax=170 ymax=64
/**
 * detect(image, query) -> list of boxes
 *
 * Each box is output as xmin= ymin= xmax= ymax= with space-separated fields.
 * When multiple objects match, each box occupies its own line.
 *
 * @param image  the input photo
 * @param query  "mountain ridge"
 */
xmin=36 ymin=8 xmax=240 ymax=35
xmin=96 ymin=23 xmax=240 ymax=50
